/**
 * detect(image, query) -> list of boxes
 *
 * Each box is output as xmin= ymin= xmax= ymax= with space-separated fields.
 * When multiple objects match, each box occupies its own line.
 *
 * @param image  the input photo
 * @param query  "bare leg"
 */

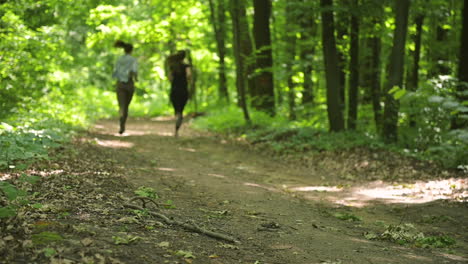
xmin=175 ymin=112 xmax=183 ymax=137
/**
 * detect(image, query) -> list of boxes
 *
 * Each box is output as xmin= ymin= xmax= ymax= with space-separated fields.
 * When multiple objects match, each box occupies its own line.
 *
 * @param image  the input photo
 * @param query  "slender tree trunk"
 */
xmin=453 ymin=0 xmax=468 ymax=129
xmin=208 ymin=0 xmax=229 ymax=102
xmin=299 ymin=0 xmax=316 ymax=105
xmin=406 ymin=14 xmax=424 ymax=127
xmin=429 ymin=24 xmax=451 ymax=78
xmin=347 ymin=0 xmax=359 ymax=130
xmin=336 ymin=6 xmax=348 ymax=115
xmin=382 ymin=0 xmax=410 ymax=143
xmin=320 ymin=0 xmax=345 ymax=132
xmin=253 ymin=0 xmax=275 ymax=115
xmin=361 ymin=2 xmax=383 ymax=132
xmin=370 ymin=35 xmax=382 ymax=132
xmin=285 ymin=2 xmax=297 ymax=120
xmin=236 ymin=0 xmax=256 ymax=102
xmin=230 ymin=0 xmax=251 ymax=123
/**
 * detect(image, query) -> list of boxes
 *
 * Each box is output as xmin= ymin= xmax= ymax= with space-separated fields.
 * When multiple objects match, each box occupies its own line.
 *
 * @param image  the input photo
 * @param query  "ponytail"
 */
xmin=114 ymin=40 xmax=133 ymax=54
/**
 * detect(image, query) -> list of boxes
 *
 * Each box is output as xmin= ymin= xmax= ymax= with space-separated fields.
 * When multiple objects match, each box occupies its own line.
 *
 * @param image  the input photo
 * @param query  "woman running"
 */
xmin=167 ymin=50 xmax=192 ymax=137
xmin=112 ymin=40 xmax=138 ymax=134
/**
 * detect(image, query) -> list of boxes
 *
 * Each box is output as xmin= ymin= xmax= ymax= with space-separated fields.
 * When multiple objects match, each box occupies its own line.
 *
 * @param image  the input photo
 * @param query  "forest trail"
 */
xmin=84 ymin=118 xmax=468 ymax=264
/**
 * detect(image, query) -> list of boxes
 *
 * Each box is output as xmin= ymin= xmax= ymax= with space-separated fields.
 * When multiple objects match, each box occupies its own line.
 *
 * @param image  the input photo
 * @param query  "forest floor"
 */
xmin=1 ymin=117 xmax=468 ymax=264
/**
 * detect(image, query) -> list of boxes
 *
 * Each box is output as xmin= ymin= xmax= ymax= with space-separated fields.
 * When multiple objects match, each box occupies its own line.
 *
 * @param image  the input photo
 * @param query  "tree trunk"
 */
xmin=236 ymin=0 xmax=256 ymax=102
xmin=453 ymin=0 xmax=468 ymax=129
xmin=299 ymin=0 xmax=316 ymax=105
xmin=347 ymin=0 xmax=359 ymax=130
xmin=361 ymin=7 xmax=383 ymax=132
xmin=370 ymin=35 xmax=382 ymax=132
xmin=336 ymin=5 xmax=348 ymax=115
xmin=253 ymin=0 xmax=275 ymax=115
xmin=230 ymin=0 xmax=251 ymax=123
xmin=208 ymin=0 xmax=229 ymax=102
xmin=406 ymin=14 xmax=424 ymax=127
xmin=382 ymin=0 xmax=410 ymax=143
xmin=285 ymin=2 xmax=298 ymax=120
xmin=320 ymin=0 xmax=345 ymax=132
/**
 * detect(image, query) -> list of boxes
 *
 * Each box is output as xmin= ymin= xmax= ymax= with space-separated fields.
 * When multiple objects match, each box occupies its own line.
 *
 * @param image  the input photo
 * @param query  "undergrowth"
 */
xmin=192 ymin=104 xmax=467 ymax=170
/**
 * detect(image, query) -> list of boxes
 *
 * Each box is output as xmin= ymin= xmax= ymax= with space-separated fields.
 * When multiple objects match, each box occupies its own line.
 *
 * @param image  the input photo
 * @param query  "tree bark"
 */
xmin=406 ymin=14 xmax=424 ymax=127
xmin=253 ymin=0 xmax=275 ymax=115
xmin=320 ymin=0 xmax=345 ymax=132
xmin=230 ymin=0 xmax=251 ymax=123
xmin=382 ymin=0 xmax=410 ymax=143
xmin=347 ymin=0 xmax=359 ymax=130
xmin=299 ymin=0 xmax=317 ymax=105
xmin=208 ymin=0 xmax=229 ymax=101
xmin=453 ymin=0 xmax=468 ymax=129
xmin=369 ymin=35 xmax=382 ymax=132
xmin=285 ymin=1 xmax=298 ymax=120
xmin=336 ymin=4 xmax=349 ymax=114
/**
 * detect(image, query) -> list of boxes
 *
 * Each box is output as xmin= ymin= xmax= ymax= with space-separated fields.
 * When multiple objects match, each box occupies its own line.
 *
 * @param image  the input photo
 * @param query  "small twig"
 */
xmin=129 ymin=196 xmax=161 ymax=209
xmin=124 ymin=202 xmax=240 ymax=244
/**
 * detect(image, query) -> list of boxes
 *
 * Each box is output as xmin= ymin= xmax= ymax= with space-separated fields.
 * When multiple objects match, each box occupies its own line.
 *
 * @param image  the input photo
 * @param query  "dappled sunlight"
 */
xmin=207 ymin=173 xmax=226 ymax=178
xmin=244 ymin=182 xmax=280 ymax=192
xmin=120 ymin=130 xmax=153 ymax=136
xmin=157 ymin=167 xmax=177 ymax=172
xmin=0 ymin=173 xmax=13 ymax=181
xmin=286 ymin=178 xmax=467 ymax=207
xmin=179 ymin=147 xmax=197 ymax=152
xmin=151 ymin=116 xmax=175 ymax=121
xmin=290 ymin=186 xmax=342 ymax=192
xmin=0 ymin=170 xmax=66 ymax=181
xmin=156 ymin=131 xmax=174 ymax=137
xmin=435 ymin=252 xmax=468 ymax=262
xmin=95 ymin=139 xmax=134 ymax=148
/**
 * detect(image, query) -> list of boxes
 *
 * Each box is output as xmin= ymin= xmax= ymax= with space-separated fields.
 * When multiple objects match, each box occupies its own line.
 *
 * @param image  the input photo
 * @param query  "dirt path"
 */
xmin=87 ymin=118 xmax=467 ymax=264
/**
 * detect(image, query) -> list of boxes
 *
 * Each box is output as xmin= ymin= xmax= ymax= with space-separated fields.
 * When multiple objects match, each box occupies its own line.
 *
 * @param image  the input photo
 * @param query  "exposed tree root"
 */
xmin=124 ymin=201 xmax=240 ymax=244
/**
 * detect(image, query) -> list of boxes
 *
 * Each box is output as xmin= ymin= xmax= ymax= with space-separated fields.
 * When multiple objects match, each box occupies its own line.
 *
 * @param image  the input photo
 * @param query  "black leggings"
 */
xmin=116 ymin=81 xmax=134 ymax=131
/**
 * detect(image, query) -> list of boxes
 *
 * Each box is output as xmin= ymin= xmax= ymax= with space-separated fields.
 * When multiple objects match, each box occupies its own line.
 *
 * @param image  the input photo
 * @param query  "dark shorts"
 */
xmin=116 ymin=81 xmax=135 ymax=93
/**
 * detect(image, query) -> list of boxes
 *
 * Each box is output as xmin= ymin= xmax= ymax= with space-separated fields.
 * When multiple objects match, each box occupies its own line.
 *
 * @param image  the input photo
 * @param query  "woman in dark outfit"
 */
xmin=112 ymin=40 xmax=138 ymax=134
xmin=167 ymin=50 xmax=192 ymax=137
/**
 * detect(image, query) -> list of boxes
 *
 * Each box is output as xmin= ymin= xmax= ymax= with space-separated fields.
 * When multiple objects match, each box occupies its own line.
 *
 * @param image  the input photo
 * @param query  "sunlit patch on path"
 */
xmin=286 ymin=178 xmax=467 ymax=207
xmin=95 ymin=139 xmax=135 ymax=148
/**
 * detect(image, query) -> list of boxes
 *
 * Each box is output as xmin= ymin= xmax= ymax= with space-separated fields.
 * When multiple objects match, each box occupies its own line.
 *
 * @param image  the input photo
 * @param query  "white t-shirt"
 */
xmin=112 ymin=54 xmax=138 ymax=82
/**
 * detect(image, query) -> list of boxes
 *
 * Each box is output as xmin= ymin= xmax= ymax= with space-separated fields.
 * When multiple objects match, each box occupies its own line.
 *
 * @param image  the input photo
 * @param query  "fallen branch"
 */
xmin=129 ymin=196 xmax=161 ymax=208
xmin=124 ymin=202 xmax=240 ymax=244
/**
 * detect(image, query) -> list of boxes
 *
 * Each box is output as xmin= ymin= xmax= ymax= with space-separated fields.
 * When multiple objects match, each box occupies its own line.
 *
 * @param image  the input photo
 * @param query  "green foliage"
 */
xmin=194 ymin=106 xmax=383 ymax=154
xmin=112 ymin=235 xmax=141 ymax=245
xmin=0 ymin=174 xmax=42 ymax=218
xmin=134 ymin=186 xmax=158 ymax=199
xmin=398 ymin=77 xmax=468 ymax=168
xmin=31 ymin=232 xmax=63 ymax=246
xmin=380 ymin=224 xmax=425 ymax=245
xmin=365 ymin=223 xmax=456 ymax=248
xmin=193 ymin=105 xmax=286 ymax=134
xmin=415 ymin=235 xmax=456 ymax=249
xmin=0 ymin=121 xmax=68 ymax=170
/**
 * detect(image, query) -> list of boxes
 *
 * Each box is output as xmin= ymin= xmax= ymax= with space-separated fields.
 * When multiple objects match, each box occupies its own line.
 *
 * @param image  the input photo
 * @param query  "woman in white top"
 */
xmin=112 ymin=40 xmax=138 ymax=134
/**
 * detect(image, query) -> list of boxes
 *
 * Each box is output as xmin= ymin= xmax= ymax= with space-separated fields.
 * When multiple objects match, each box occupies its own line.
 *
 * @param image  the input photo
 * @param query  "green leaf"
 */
xmin=388 ymin=86 xmax=401 ymax=94
xmin=0 ymin=206 xmax=17 ymax=218
xmin=393 ymin=89 xmax=407 ymax=100
xmin=19 ymin=174 xmax=41 ymax=184
xmin=43 ymin=248 xmax=57 ymax=257
xmin=175 ymin=250 xmax=195 ymax=259
xmin=32 ymin=203 xmax=43 ymax=209
xmin=0 ymin=182 xmax=19 ymax=200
